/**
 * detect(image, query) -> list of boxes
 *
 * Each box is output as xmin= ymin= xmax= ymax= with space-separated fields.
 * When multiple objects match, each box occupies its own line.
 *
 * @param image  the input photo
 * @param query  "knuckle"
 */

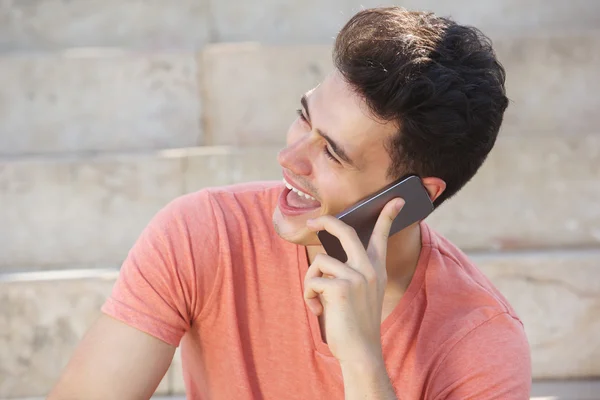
xmin=305 ymin=264 xmax=317 ymax=278
xmin=347 ymin=272 xmax=364 ymax=286
xmin=363 ymin=270 xmax=378 ymax=285
xmin=342 ymin=225 xmax=359 ymax=240
xmin=303 ymin=275 xmax=311 ymax=288
xmin=302 ymin=285 xmax=311 ymax=298
xmin=314 ymin=253 xmax=327 ymax=264
xmin=348 ymin=225 xmax=359 ymax=236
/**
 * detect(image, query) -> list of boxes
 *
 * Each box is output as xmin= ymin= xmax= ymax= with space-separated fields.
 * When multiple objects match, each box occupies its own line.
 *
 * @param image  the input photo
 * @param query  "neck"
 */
xmin=305 ymin=222 xmax=423 ymax=290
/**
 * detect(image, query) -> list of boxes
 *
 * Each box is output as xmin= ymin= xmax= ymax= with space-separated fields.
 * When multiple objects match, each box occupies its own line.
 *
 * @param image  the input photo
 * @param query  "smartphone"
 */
xmin=316 ymin=175 xmax=434 ymax=263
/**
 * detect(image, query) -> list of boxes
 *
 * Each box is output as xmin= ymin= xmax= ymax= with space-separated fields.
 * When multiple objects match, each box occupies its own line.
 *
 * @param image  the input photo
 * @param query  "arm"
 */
xmin=50 ymin=191 xmax=220 ymax=399
xmin=340 ymin=358 xmax=398 ymax=400
xmin=48 ymin=315 xmax=175 ymax=400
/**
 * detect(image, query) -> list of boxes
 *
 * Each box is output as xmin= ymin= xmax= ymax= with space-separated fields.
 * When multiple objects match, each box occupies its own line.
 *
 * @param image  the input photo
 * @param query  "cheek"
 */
xmin=318 ymin=173 xmax=381 ymax=213
xmin=317 ymin=172 xmax=355 ymax=210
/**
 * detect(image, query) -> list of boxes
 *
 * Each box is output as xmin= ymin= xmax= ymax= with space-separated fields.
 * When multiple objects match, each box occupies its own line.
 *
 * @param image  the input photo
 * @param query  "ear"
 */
xmin=421 ymin=177 xmax=446 ymax=203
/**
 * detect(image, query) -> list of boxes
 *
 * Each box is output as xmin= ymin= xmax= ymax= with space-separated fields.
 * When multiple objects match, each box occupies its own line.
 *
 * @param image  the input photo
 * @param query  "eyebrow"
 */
xmin=300 ymin=95 xmax=356 ymax=167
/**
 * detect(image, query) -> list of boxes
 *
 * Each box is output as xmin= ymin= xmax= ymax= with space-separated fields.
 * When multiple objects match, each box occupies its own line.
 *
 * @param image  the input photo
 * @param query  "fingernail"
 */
xmin=395 ymin=199 xmax=405 ymax=212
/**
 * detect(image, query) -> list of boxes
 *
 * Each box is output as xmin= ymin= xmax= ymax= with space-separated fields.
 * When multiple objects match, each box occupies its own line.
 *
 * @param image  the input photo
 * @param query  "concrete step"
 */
xmin=0 ymin=0 xmax=598 ymax=52
xmin=530 ymin=380 xmax=600 ymax=400
xmin=209 ymin=0 xmax=600 ymax=44
xmin=426 ymin=133 xmax=600 ymax=252
xmin=0 ymin=250 xmax=599 ymax=398
xmin=0 ymin=270 xmax=175 ymax=398
xmin=0 ymin=51 xmax=203 ymax=155
xmin=202 ymin=33 xmax=600 ymax=147
xmin=0 ymin=0 xmax=211 ymax=52
xmin=2 ymin=32 xmax=598 ymax=155
xmin=474 ymin=250 xmax=600 ymax=380
xmin=0 ymin=146 xmax=280 ymax=270
xmin=1 ymin=133 xmax=598 ymax=270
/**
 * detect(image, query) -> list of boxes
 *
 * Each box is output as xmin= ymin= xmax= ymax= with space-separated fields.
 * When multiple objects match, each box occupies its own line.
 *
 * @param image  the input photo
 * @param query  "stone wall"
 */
xmin=0 ymin=1 xmax=599 ymax=398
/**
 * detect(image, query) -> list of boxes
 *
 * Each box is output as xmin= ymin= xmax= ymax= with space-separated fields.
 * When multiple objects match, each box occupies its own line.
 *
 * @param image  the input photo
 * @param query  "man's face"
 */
xmin=273 ymin=70 xmax=399 ymax=245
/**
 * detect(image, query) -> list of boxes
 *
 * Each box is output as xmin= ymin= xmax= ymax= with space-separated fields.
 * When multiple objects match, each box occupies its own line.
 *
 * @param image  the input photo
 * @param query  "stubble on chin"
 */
xmin=272 ymin=212 xmax=320 ymax=246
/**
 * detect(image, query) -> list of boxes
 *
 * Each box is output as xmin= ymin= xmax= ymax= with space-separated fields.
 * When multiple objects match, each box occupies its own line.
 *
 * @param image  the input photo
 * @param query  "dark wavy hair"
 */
xmin=334 ymin=7 xmax=509 ymax=206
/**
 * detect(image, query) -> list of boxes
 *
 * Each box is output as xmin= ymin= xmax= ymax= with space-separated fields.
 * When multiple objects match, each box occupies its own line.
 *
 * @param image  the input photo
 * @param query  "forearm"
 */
xmin=340 ymin=356 xmax=398 ymax=400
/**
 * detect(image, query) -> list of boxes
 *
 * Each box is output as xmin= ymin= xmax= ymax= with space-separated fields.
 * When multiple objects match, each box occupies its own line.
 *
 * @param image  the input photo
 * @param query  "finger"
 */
xmin=304 ymin=254 xmax=362 ymax=314
xmin=304 ymin=277 xmax=351 ymax=315
xmin=303 ymin=254 xmax=326 ymax=315
xmin=368 ymin=197 xmax=405 ymax=262
xmin=305 ymin=296 xmax=323 ymax=316
xmin=303 ymin=277 xmax=331 ymax=316
xmin=306 ymin=215 xmax=366 ymax=264
xmin=304 ymin=253 xmax=361 ymax=282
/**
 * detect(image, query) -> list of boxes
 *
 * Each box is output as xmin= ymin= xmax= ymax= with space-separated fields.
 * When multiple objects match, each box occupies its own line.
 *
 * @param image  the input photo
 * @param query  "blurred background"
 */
xmin=0 ymin=1 xmax=599 ymax=399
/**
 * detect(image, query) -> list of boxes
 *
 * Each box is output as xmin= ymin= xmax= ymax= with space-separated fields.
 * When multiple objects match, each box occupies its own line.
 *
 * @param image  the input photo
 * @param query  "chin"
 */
xmin=272 ymin=207 xmax=321 ymax=246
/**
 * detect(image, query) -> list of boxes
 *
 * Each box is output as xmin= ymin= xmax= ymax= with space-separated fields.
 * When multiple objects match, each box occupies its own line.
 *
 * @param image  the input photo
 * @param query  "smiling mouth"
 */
xmin=281 ymin=178 xmax=321 ymax=212
xmin=283 ymin=178 xmax=317 ymax=201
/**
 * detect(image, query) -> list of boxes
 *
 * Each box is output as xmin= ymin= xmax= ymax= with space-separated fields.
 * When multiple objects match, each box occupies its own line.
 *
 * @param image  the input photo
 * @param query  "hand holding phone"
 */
xmin=303 ymin=192 xmax=412 ymax=362
xmin=316 ymin=175 xmax=433 ymax=263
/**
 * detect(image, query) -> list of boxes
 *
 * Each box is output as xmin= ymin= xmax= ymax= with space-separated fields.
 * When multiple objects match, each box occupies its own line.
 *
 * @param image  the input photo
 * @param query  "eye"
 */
xmin=324 ymin=146 xmax=340 ymax=163
xmin=295 ymin=109 xmax=340 ymax=164
xmin=296 ymin=109 xmax=307 ymax=123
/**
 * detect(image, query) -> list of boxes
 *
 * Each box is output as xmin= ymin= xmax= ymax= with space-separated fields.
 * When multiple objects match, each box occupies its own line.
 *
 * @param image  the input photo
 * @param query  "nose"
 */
xmin=277 ymin=136 xmax=312 ymax=177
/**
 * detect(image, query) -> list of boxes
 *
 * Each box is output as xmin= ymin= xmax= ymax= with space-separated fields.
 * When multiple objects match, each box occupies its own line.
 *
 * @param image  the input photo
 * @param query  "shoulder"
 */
xmin=151 ymin=181 xmax=284 ymax=253
xmin=419 ymin=225 xmax=531 ymax=398
xmin=159 ymin=181 xmax=283 ymax=228
xmin=426 ymin=312 xmax=531 ymax=399
xmin=205 ymin=181 xmax=283 ymax=213
xmin=418 ymin=223 xmax=528 ymax=358
xmin=421 ymin=223 xmax=522 ymax=325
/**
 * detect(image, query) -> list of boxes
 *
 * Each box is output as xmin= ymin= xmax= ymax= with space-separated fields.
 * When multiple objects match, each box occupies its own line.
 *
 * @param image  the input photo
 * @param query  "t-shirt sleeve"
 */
xmin=429 ymin=312 xmax=532 ymax=400
xmin=101 ymin=190 xmax=220 ymax=347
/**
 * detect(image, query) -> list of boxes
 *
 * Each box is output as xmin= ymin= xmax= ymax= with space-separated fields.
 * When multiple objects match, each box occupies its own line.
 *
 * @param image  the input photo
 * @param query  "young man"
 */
xmin=49 ymin=7 xmax=531 ymax=400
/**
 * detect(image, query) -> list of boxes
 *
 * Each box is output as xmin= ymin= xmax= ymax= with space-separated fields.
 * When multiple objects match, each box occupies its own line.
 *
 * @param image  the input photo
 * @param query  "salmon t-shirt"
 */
xmin=102 ymin=181 xmax=531 ymax=399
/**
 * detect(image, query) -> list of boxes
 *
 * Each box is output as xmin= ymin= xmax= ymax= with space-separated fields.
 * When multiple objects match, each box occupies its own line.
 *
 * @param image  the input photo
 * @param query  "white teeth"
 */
xmin=282 ymin=178 xmax=317 ymax=201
